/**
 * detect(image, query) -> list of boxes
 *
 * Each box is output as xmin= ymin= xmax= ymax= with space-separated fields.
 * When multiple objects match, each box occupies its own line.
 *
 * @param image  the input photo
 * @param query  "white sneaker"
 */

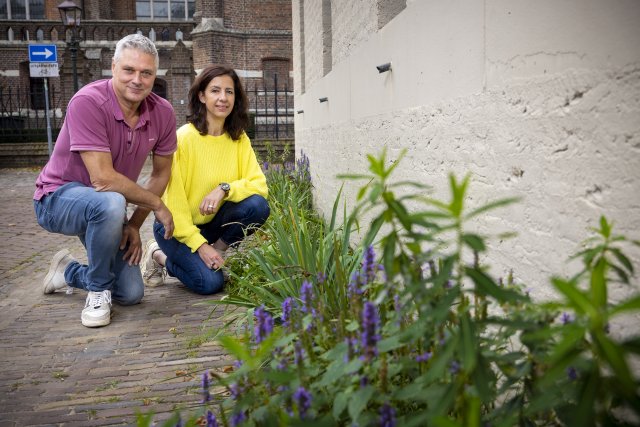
xmin=43 ymin=249 xmax=75 ymax=294
xmin=141 ymin=240 xmax=165 ymax=287
xmin=81 ymin=290 xmax=112 ymax=328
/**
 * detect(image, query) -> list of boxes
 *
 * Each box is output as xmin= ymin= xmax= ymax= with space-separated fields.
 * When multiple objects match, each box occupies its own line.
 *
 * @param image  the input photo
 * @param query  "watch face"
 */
xmin=221 ymin=183 xmax=230 ymax=192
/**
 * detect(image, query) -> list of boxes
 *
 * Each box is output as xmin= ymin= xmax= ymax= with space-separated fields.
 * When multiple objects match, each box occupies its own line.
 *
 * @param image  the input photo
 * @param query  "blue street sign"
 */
xmin=29 ymin=44 xmax=57 ymax=63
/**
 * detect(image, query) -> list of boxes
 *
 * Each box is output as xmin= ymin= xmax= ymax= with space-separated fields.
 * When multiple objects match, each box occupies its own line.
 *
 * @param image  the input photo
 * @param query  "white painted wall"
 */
xmin=292 ymin=0 xmax=640 ymax=307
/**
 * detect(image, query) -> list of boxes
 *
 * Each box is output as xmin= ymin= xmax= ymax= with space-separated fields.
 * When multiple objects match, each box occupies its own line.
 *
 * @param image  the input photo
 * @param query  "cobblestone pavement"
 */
xmin=0 ymin=163 xmax=233 ymax=426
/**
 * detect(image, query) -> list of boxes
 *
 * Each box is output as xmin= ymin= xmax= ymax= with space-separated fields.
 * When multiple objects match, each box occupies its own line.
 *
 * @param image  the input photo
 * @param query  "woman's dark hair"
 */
xmin=186 ymin=64 xmax=249 ymax=141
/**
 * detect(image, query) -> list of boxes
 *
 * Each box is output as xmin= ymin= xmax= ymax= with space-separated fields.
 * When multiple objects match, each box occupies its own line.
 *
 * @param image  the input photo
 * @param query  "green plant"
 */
xmin=138 ymin=150 xmax=640 ymax=426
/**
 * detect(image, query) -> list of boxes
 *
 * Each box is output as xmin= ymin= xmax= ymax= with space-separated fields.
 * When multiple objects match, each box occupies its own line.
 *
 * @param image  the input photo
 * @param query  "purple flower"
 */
xmin=450 ymin=360 xmax=460 ymax=375
xmin=316 ymin=271 xmax=327 ymax=284
xmin=294 ymin=341 xmax=305 ymax=365
xmin=231 ymin=411 xmax=246 ymax=427
xmin=262 ymin=161 xmax=269 ymax=171
xmin=175 ymin=418 xmax=183 ymax=427
xmin=206 ymin=410 xmax=218 ymax=427
xmin=567 ymin=366 xmax=578 ymax=381
xmin=360 ymin=302 xmax=380 ymax=362
xmin=300 ymin=280 xmax=314 ymax=314
xmin=379 ymin=402 xmax=396 ymax=427
xmin=360 ymin=375 xmax=369 ymax=388
xmin=254 ymin=305 xmax=274 ymax=344
xmin=560 ymin=312 xmax=573 ymax=325
xmin=201 ymin=370 xmax=211 ymax=403
xmin=293 ymin=386 xmax=312 ymax=419
xmin=348 ymin=271 xmax=364 ymax=298
xmin=416 ymin=352 xmax=432 ymax=362
xmin=362 ymin=245 xmax=378 ymax=285
xmin=282 ymin=297 xmax=294 ymax=329
xmin=344 ymin=337 xmax=358 ymax=362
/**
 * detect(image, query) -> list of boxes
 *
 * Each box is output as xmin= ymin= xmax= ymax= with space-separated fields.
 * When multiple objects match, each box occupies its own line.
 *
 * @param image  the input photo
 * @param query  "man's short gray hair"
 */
xmin=113 ymin=34 xmax=159 ymax=68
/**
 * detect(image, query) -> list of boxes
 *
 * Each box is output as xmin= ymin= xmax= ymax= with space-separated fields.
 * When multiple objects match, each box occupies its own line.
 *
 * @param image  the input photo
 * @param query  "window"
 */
xmin=0 ymin=0 xmax=45 ymax=19
xmin=30 ymin=77 xmax=47 ymax=110
xmin=136 ymin=0 xmax=195 ymax=21
xmin=152 ymin=78 xmax=167 ymax=99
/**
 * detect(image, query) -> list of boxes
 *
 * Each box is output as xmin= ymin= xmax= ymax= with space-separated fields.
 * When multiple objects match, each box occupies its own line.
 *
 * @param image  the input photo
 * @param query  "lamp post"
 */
xmin=57 ymin=0 xmax=82 ymax=94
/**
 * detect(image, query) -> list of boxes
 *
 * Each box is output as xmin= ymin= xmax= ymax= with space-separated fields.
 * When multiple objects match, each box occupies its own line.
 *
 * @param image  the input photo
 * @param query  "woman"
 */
xmin=141 ymin=64 xmax=270 ymax=294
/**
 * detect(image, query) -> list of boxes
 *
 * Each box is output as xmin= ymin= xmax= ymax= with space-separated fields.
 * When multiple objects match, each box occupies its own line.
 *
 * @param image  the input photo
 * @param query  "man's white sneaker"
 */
xmin=43 ymin=249 xmax=75 ymax=294
xmin=141 ymin=240 xmax=165 ymax=287
xmin=81 ymin=290 xmax=112 ymax=328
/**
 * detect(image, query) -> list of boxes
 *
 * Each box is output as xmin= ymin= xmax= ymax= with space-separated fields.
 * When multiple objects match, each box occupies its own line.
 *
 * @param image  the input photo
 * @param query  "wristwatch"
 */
xmin=219 ymin=182 xmax=230 ymax=197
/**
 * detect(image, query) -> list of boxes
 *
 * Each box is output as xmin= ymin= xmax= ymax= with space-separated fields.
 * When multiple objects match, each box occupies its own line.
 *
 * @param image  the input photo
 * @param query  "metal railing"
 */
xmin=250 ymin=74 xmax=294 ymax=141
xmin=0 ymin=83 xmax=63 ymax=143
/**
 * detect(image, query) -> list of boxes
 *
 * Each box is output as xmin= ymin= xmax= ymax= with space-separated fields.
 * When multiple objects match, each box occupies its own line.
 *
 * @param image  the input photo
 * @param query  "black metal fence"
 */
xmin=0 ymin=73 xmax=294 ymax=144
xmin=0 ymin=82 xmax=63 ymax=143
xmin=250 ymin=74 xmax=294 ymax=141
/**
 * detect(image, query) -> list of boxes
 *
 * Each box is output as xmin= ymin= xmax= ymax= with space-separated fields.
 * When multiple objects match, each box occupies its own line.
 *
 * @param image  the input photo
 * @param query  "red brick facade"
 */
xmin=0 ymin=0 xmax=292 ymax=134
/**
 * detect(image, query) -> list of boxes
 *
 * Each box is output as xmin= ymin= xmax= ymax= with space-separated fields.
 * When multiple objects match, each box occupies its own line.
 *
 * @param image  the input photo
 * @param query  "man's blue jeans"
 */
xmin=34 ymin=182 xmax=144 ymax=305
xmin=153 ymin=194 xmax=270 ymax=295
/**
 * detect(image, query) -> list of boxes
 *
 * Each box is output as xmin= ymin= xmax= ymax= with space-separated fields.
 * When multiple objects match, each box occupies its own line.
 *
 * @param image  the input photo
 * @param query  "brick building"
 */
xmin=0 ymin=0 xmax=293 ymax=166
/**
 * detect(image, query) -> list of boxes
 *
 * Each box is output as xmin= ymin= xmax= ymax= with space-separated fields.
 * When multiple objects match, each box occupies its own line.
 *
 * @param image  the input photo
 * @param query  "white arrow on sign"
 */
xmin=32 ymin=48 xmax=54 ymax=59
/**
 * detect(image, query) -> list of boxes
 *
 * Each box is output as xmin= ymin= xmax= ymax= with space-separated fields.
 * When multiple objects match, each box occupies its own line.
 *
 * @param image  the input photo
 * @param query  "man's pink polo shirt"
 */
xmin=34 ymin=79 xmax=177 ymax=200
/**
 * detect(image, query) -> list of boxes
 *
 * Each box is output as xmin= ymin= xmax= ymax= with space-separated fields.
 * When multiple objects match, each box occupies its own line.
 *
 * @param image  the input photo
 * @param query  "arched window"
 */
xmin=36 ymin=28 xmax=44 ymax=41
xmin=152 ymin=78 xmax=167 ymax=99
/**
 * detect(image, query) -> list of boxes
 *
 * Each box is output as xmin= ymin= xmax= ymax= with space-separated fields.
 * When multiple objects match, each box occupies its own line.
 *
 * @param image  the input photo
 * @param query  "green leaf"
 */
xmin=461 ymin=233 xmax=486 ymax=252
xmin=610 ymin=295 xmax=640 ymax=317
xmin=332 ymin=391 xmax=348 ymax=419
xmin=218 ymin=335 xmax=251 ymax=362
xmin=551 ymin=277 xmax=597 ymax=318
xmin=348 ymin=385 xmax=375 ymax=420
xmin=590 ymin=256 xmax=607 ymax=309
xmin=610 ymin=247 xmax=634 ymax=274
xmin=460 ymin=314 xmax=478 ymax=372
xmin=465 ymin=197 xmax=521 ymax=220
xmin=378 ymin=334 xmax=404 ymax=352
xmin=599 ymin=215 xmax=611 ymax=238
xmin=465 ymin=267 xmax=526 ymax=303
xmin=593 ymin=330 xmax=635 ymax=397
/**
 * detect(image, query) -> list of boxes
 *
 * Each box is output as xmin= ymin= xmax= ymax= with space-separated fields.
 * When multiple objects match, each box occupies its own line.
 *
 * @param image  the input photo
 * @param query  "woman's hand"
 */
xmin=199 ymin=187 xmax=226 ymax=216
xmin=197 ymin=243 xmax=226 ymax=270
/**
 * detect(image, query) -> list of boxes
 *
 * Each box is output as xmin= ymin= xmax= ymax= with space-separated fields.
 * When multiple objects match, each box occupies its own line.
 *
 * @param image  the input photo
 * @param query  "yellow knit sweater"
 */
xmin=162 ymin=123 xmax=268 ymax=252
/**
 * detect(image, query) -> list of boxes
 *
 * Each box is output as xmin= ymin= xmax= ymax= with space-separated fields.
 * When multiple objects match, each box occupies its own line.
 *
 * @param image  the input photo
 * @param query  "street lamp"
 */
xmin=57 ymin=0 xmax=82 ymax=94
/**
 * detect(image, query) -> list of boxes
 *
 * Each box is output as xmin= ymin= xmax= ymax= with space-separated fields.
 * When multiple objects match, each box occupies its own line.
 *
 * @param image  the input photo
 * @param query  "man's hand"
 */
xmin=155 ymin=203 xmax=174 ymax=239
xmin=197 ymin=243 xmax=225 ymax=270
xmin=120 ymin=224 xmax=142 ymax=265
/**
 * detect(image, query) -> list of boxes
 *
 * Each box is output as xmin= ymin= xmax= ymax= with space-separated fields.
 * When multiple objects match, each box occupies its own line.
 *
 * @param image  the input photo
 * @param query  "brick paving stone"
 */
xmin=0 ymin=164 xmax=236 ymax=426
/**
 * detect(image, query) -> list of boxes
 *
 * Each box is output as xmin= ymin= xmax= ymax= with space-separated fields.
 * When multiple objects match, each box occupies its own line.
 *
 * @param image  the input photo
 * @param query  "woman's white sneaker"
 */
xmin=141 ymin=240 xmax=165 ymax=287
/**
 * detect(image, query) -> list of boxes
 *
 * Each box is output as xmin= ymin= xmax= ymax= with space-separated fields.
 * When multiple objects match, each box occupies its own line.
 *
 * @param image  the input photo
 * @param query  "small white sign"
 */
xmin=30 ymin=62 xmax=59 ymax=77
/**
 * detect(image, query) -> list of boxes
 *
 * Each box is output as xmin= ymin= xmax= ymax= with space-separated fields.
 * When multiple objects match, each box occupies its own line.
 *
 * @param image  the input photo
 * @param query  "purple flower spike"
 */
xmin=567 ymin=366 xmax=578 ymax=381
xmin=300 ymin=280 xmax=314 ymax=313
xmin=201 ymin=370 xmax=211 ymax=403
xmin=282 ymin=297 xmax=295 ymax=329
xmin=416 ymin=352 xmax=432 ymax=362
xmin=294 ymin=341 xmax=305 ymax=365
xmin=362 ymin=246 xmax=376 ymax=282
xmin=560 ymin=312 xmax=573 ymax=325
xmin=379 ymin=402 xmax=396 ymax=427
xmin=231 ymin=411 xmax=246 ymax=427
xmin=360 ymin=302 xmax=380 ymax=362
xmin=254 ymin=306 xmax=274 ymax=344
xmin=450 ymin=360 xmax=460 ymax=375
xmin=316 ymin=271 xmax=327 ymax=284
xmin=206 ymin=410 xmax=218 ymax=427
xmin=293 ymin=386 xmax=312 ymax=419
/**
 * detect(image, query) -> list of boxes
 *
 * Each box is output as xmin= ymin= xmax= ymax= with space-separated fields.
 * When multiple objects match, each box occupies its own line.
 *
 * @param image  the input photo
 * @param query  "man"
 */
xmin=33 ymin=34 xmax=176 ymax=328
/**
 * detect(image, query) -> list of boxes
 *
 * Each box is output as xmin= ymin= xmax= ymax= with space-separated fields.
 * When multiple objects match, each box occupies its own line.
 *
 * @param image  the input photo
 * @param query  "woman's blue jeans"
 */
xmin=153 ymin=194 xmax=270 ymax=295
xmin=34 ymin=182 xmax=144 ymax=305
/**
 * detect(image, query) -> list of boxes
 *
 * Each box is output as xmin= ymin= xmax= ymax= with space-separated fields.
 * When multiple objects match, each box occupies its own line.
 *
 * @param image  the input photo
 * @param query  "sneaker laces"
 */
xmin=143 ymin=260 xmax=165 ymax=281
xmin=86 ymin=290 xmax=112 ymax=309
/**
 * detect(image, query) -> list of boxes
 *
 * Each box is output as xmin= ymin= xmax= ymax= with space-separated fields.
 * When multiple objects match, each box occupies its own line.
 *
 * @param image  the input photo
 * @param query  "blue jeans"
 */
xmin=153 ymin=194 xmax=270 ymax=295
xmin=34 ymin=182 xmax=144 ymax=305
